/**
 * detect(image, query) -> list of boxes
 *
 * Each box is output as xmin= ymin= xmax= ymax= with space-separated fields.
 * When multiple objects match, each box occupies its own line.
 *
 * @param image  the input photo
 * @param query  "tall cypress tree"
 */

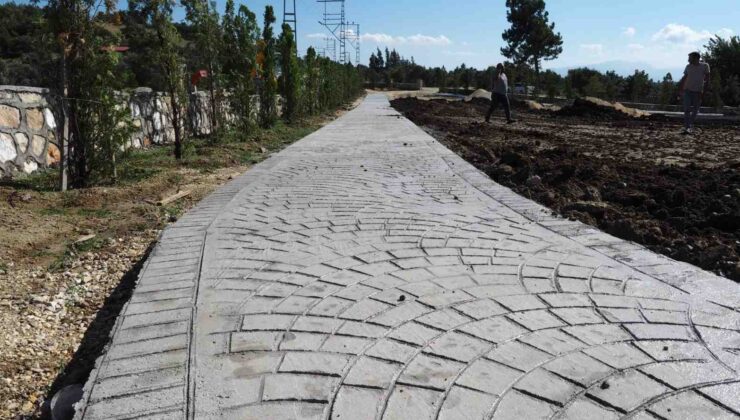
xmin=278 ymin=23 xmax=299 ymax=123
xmin=259 ymin=5 xmax=277 ymax=128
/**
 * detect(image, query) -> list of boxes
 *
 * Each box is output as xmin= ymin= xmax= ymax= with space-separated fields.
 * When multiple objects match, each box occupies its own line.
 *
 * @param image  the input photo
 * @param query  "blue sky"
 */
xmin=8 ymin=0 xmax=738 ymax=77
xmin=261 ymin=0 xmax=738 ymax=77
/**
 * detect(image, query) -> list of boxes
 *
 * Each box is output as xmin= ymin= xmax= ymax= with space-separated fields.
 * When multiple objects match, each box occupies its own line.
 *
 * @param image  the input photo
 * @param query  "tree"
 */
xmin=46 ymin=0 xmax=134 ymax=187
xmin=566 ymin=68 xmax=602 ymax=96
xmin=704 ymin=35 xmax=740 ymax=106
xmin=76 ymin=48 xmax=134 ymax=183
xmin=128 ymin=0 xmax=188 ymax=160
xmin=501 ymin=0 xmax=563 ymax=92
xmin=459 ymin=64 xmax=471 ymax=90
xmin=658 ymin=73 xmax=675 ymax=105
xmin=304 ymin=47 xmax=320 ymax=114
xmin=707 ymin=69 xmax=724 ymax=107
xmin=259 ymin=5 xmax=277 ymax=128
xmin=0 ymin=3 xmax=56 ymax=87
xmin=583 ymin=74 xmax=605 ymax=98
xmin=278 ymin=23 xmax=299 ymax=122
xmin=540 ymin=69 xmax=562 ymax=99
xmin=222 ymin=0 xmax=259 ymax=131
xmin=182 ymin=0 xmax=223 ymax=135
xmin=723 ymin=75 xmax=740 ymax=107
xmin=602 ymin=70 xmax=624 ymax=101
xmin=624 ymin=69 xmax=651 ymax=102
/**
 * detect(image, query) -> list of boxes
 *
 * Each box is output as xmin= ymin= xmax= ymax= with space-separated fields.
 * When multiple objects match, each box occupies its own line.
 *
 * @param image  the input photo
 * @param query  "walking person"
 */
xmin=485 ymin=63 xmax=515 ymax=124
xmin=677 ymin=51 xmax=710 ymax=134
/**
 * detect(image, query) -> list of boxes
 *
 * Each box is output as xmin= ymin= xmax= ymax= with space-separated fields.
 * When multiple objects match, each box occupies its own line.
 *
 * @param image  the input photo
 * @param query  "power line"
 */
xmin=317 ymin=0 xmax=360 ymax=65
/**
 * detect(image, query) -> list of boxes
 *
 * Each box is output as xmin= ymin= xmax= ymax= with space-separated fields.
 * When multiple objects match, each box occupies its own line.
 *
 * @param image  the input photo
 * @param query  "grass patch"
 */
xmin=1 ymin=104 xmax=356 ymax=274
xmin=77 ymin=208 xmax=113 ymax=218
xmin=4 ymin=114 xmax=332 ymax=193
xmin=48 ymin=236 xmax=107 ymax=271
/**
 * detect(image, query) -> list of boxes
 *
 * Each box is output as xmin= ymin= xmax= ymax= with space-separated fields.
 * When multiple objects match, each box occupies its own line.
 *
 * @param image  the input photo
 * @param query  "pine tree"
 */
xmin=501 ymin=0 xmax=563 ymax=92
xmin=659 ymin=73 xmax=675 ymax=105
xmin=583 ymin=74 xmax=605 ymax=98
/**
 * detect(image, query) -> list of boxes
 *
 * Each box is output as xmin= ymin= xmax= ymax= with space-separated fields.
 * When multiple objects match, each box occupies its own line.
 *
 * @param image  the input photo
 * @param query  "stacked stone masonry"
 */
xmin=75 ymin=94 xmax=740 ymax=419
xmin=0 ymin=85 xmax=279 ymax=178
xmin=0 ymin=86 xmax=59 ymax=177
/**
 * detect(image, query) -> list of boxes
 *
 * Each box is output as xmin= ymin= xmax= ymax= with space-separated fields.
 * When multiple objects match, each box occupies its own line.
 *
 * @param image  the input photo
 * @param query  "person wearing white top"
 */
xmin=485 ymin=63 xmax=515 ymax=124
xmin=677 ymin=52 xmax=711 ymax=134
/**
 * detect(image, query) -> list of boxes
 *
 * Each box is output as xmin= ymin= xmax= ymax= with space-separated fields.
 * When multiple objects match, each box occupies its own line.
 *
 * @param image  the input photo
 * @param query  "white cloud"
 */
xmin=580 ymin=43 xmax=604 ymax=56
xmin=623 ymin=27 xmax=636 ymax=37
xmin=360 ymin=33 xmax=452 ymax=47
xmin=442 ymin=50 xmax=478 ymax=57
xmin=628 ymin=43 xmax=645 ymax=51
xmin=306 ymin=33 xmax=326 ymax=39
xmin=652 ymin=24 xmax=713 ymax=44
xmin=717 ymin=28 xmax=734 ymax=38
xmin=361 ymin=33 xmax=396 ymax=44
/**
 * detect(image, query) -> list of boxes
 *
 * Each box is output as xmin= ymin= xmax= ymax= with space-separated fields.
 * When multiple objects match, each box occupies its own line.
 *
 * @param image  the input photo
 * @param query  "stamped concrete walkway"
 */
xmin=76 ymin=94 xmax=740 ymax=419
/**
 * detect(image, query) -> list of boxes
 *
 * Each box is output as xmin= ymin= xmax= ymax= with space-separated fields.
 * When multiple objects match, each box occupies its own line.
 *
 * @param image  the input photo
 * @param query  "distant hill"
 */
xmin=546 ymin=61 xmax=684 ymax=81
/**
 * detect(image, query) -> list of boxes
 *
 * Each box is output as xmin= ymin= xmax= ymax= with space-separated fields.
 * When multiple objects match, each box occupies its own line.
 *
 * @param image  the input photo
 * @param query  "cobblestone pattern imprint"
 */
xmin=76 ymin=94 xmax=740 ymax=420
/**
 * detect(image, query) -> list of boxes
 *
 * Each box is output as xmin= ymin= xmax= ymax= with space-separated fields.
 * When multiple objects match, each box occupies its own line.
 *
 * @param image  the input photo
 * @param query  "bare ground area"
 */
xmin=392 ymin=97 xmax=740 ymax=281
xmin=0 ymin=100 xmax=360 ymax=419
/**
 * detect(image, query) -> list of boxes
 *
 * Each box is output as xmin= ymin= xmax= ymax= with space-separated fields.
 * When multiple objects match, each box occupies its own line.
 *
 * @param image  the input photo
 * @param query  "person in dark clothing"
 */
xmin=485 ymin=63 xmax=514 ymax=124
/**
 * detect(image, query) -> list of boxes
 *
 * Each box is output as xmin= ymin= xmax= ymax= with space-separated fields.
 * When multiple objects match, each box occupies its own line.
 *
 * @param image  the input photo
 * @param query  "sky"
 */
xmin=7 ymin=0 xmax=739 ymax=78
xmin=274 ymin=0 xmax=738 ymax=78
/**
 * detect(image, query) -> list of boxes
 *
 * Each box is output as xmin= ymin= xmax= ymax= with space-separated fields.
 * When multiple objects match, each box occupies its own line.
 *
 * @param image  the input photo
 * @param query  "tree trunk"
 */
xmin=59 ymin=44 xmax=69 ymax=191
xmin=171 ymin=90 xmax=182 ymax=160
xmin=534 ymin=58 xmax=540 ymax=98
xmin=208 ymin=61 xmax=218 ymax=136
xmin=70 ymin=100 xmax=85 ymax=187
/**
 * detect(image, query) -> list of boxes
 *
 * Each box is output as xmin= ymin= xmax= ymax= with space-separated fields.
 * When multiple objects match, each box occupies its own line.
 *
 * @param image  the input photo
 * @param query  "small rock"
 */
xmin=526 ymin=175 xmax=542 ymax=187
xmin=51 ymin=384 xmax=83 ymax=420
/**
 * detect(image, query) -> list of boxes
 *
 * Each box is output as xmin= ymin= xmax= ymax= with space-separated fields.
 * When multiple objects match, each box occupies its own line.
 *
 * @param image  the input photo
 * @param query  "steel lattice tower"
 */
xmin=283 ymin=0 xmax=297 ymax=51
xmin=346 ymin=22 xmax=360 ymax=65
xmin=317 ymin=0 xmax=347 ymax=63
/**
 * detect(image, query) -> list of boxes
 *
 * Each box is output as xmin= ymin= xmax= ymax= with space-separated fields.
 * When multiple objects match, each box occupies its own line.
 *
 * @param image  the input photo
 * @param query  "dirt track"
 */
xmin=392 ymin=97 xmax=740 ymax=281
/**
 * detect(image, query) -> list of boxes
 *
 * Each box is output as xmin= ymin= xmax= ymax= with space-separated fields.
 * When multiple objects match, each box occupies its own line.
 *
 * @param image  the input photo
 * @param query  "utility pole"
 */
xmin=283 ymin=0 xmax=297 ymax=51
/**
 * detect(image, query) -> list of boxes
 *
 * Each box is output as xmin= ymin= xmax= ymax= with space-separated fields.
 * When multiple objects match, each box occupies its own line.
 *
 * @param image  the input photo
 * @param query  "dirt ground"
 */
xmin=392 ymin=97 xmax=740 ymax=281
xmin=0 ymin=99 xmax=361 ymax=419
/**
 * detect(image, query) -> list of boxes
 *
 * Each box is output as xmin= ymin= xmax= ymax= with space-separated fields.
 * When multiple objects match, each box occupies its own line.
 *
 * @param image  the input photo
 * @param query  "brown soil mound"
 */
xmin=556 ymin=96 xmax=650 ymax=119
xmin=392 ymin=97 xmax=740 ymax=281
xmin=464 ymin=89 xmax=546 ymax=112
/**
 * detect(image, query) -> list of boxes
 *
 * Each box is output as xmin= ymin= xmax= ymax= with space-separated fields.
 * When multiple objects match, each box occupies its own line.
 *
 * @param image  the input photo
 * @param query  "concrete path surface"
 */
xmin=76 ymin=94 xmax=740 ymax=419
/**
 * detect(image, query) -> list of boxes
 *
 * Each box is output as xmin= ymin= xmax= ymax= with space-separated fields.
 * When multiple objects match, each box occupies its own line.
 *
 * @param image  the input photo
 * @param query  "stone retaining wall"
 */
xmin=0 ymin=85 xmax=277 ymax=178
xmin=0 ymin=86 xmax=60 ymax=177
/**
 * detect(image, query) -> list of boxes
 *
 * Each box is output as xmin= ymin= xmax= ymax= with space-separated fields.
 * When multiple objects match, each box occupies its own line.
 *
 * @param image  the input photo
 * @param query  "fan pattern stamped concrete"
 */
xmin=75 ymin=94 xmax=740 ymax=419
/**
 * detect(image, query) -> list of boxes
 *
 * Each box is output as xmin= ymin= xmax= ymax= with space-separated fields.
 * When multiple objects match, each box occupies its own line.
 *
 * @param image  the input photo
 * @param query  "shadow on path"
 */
xmin=38 ymin=242 xmax=156 ymax=419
